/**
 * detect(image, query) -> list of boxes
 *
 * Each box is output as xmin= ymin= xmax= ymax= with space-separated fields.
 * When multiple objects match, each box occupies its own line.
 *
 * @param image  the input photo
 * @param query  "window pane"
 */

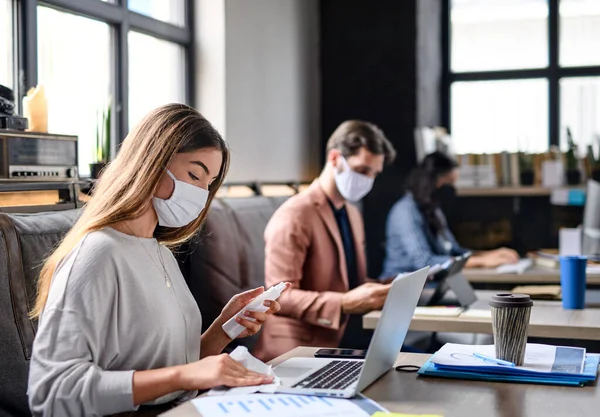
xmin=451 ymin=0 xmax=548 ymax=72
xmin=560 ymin=0 xmax=600 ymax=67
xmin=128 ymin=31 xmax=185 ymax=129
xmin=560 ymin=77 xmax=600 ymax=151
xmin=0 ymin=0 xmax=13 ymax=90
xmin=128 ymin=0 xmax=185 ymax=26
xmin=451 ymin=79 xmax=549 ymax=154
xmin=38 ymin=7 xmax=111 ymax=177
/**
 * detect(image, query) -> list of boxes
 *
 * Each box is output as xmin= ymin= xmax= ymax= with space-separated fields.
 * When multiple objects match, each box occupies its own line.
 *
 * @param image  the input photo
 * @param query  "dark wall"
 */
xmin=320 ymin=0 xmax=442 ymax=277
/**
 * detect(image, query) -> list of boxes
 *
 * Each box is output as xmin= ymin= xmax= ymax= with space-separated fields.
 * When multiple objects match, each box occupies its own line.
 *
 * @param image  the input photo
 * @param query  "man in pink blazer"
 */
xmin=253 ymin=120 xmax=397 ymax=361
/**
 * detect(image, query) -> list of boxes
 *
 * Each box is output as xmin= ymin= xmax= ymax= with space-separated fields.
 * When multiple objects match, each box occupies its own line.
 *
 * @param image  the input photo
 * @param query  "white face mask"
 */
xmin=152 ymin=170 xmax=209 ymax=228
xmin=333 ymin=156 xmax=375 ymax=202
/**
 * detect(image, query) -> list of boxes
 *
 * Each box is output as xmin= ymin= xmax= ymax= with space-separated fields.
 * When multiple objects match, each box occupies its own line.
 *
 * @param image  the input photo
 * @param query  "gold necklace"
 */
xmin=123 ymin=222 xmax=172 ymax=288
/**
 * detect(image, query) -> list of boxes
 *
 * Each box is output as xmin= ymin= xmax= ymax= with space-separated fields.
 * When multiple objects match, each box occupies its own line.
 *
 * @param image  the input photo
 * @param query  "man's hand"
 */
xmin=341 ymin=282 xmax=392 ymax=314
xmin=467 ymin=248 xmax=520 ymax=268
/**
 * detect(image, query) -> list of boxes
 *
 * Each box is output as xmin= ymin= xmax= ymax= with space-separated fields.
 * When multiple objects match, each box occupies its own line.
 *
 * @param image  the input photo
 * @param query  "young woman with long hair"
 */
xmin=381 ymin=151 xmax=519 ymax=276
xmin=28 ymin=104 xmax=287 ymax=416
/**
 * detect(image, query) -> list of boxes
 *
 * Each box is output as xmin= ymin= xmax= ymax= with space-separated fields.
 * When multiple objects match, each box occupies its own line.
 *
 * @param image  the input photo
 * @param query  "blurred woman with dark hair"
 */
xmin=381 ymin=151 xmax=518 ymax=276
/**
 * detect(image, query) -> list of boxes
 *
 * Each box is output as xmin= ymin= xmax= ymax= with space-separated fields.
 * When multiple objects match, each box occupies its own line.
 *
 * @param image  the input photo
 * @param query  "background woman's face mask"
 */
xmin=334 ymin=156 xmax=375 ymax=202
xmin=152 ymin=170 xmax=209 ymax=228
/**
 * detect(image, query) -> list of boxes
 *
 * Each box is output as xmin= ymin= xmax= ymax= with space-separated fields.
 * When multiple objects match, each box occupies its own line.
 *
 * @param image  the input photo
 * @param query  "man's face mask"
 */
xmin=152 ymin=169 xmax=209 ymax=228
xmin=333 ymin=156 xmax=375 ymax=203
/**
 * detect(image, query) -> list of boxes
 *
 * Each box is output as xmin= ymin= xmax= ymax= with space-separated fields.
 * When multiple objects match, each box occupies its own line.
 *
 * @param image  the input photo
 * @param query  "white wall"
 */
xmin=195 ymin=0 xmax=320 ymax=183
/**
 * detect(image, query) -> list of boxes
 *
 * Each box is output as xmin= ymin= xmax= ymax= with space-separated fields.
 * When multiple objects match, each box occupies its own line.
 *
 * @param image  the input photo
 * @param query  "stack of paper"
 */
xmin=413 ymin=307 xmax=463 ymax=317
xmin=418 ymin=343 xmax=600 ymax=387
xmin=510 ymin=285 xmax=562 ymax=300
xmin=495 ymin=258 xmax=533 ymax=274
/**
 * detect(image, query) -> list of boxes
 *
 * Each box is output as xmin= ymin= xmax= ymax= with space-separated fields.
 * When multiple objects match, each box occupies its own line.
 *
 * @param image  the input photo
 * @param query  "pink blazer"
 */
xmin=253 ymin=181 xmax=367 ymax=361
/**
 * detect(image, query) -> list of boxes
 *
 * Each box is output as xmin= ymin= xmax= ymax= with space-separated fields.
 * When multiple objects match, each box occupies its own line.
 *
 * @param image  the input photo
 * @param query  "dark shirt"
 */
xmin=328 ymin=200 xmax=372 ymax=349
xmin=328 ymin=201 xmax=359 ymax=290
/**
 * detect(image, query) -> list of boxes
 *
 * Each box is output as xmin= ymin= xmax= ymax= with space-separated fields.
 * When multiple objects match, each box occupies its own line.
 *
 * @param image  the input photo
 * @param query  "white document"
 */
xmin=431 ymin=343 xmax=585 ymax=374
xmin=413 ymin=307 xmax=463 ymax=317
xmin=192 ymin=394 xmax=371 ymax=417
xmin=207 ymin=346 xmax=280 ymax=396
xmin=495 ymin=258 xmax=533 ymax=274
xmin=559 ymin=228 xmax=582 ymax=256
xmin=459 ymin=309 xmax=492 ymax=320
xmin=586 ymin=265 xmax=600 ymax=274
xmin=542 ymin=160 xmax=564 ymax=188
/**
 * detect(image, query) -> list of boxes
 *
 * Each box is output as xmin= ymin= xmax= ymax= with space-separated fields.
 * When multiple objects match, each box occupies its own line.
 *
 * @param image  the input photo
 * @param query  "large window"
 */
xmin=0 ymin=0 xmax=14 ymax=90
xmin=446 ymin=0 xmax=600 ymax=154
xmin=128 ymin=31 xmax=186 ymax=128
xmin=6 ymin=0 xmax=193 ymax=176
xmin=128 ymin=0 xmax=185 ymax=27
xmin=38 ymin=7 xmax=111 ymax=176
xmin=451 ymin=79 xmax=549 ymax=154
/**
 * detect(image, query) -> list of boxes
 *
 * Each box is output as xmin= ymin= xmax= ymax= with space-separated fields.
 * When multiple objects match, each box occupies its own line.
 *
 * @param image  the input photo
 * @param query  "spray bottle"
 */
xmin=222 ymin=282 xmax=287 ymax=339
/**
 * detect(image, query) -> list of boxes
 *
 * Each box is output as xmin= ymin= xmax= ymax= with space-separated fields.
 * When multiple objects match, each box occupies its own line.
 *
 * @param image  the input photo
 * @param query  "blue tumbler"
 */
xmin=559 ymin=256 xmax=587 ymax=309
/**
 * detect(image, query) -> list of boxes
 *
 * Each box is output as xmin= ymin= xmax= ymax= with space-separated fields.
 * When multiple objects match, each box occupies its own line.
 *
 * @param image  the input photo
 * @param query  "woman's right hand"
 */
xmin=177 ymin=353 xmax=273 ymax=391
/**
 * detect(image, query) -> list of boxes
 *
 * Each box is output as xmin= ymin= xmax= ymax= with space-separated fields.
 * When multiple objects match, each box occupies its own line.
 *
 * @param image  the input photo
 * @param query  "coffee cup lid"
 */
xmin=489 ymin=293 xmax=533 ymax=308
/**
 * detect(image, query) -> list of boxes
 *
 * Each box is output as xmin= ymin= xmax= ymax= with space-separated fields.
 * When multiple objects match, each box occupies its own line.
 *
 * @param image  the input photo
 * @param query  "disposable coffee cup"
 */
xmin=489 ymin=293 xmax=533 ymax=366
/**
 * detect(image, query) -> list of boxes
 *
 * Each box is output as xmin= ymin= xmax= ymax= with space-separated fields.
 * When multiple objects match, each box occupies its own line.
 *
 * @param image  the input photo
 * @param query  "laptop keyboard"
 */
xmin=292 ymin=360 xmax=364 ymax=390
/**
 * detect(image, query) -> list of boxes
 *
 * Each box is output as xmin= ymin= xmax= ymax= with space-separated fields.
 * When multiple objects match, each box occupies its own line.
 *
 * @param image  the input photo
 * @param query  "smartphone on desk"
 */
xmin=314 ymin=348 xmax=367 ymax=359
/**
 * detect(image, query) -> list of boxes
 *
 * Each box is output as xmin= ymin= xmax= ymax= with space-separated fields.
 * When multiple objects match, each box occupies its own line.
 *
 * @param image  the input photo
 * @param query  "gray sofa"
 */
xmin=0 ymin=195 xmax=287 ymax=417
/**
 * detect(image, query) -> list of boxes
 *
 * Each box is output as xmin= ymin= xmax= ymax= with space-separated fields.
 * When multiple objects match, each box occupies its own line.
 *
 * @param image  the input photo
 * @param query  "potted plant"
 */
xmin=90 ymin=100 xmax=112 ymax=179
xmin=589 ymin=135 xmax=600 ymax=183
xmin=518 ymin=152 xmax=535 ymax=186
xmin=565 ymin=127 xmax=581 ymax=185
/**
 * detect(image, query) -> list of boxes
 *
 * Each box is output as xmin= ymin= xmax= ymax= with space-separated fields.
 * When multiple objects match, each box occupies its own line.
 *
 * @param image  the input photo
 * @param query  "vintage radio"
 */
xmin=0 ymin=130 xmax=78 ymax=181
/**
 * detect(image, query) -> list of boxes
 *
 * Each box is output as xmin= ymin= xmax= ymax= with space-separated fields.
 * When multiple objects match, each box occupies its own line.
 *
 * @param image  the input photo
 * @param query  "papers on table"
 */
xmin=586 ymin=265 xmax=600 ymax=274
xmin=372 ymin=414 xmax=443 ymax=417
xmin=411 ymin=307 xmax=491 ymax=319
xmin=495 ymin=259 xmax=533 ymax=274
xmin=431 ymin=343 xmax=585 ymax=374
xmin=413 ymin=307 xmax=463 ymax=317
xmin=511 ymin=285 xmax=561 ymax=300
xmin=192 ymin=394 xmax=384 ymax=417
xmin=459 ymin=309 xmax=491 ymax=319
xmin=418 ymin=343 xmax=599 ymax=386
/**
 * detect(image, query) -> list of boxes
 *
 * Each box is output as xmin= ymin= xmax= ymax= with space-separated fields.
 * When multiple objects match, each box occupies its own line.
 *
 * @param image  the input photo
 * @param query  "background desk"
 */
xmin=163 ymin=347 xmax=598 ymax=417
xmin=363 ymin=290 xmax=600 ymax=341
xmin=465 ymin=267 xmax=600 ymax=287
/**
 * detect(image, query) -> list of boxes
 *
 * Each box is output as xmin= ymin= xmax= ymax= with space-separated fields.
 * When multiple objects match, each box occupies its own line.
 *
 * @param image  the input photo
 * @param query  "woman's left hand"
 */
xmin=219 ymin=284 xmax=291 ymax=339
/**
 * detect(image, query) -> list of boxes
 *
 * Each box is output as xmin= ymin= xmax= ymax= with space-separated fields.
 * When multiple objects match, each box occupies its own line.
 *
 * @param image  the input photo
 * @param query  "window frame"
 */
xmin=443 ymin=0 xmax=600 ymax=149
xmin=14 ymin=0 xmax=195 ymax=146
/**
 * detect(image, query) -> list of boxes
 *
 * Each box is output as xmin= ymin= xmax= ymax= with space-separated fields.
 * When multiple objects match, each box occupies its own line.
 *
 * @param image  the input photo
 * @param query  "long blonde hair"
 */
xmin=31 ymin=104 xmax=230 ymax=318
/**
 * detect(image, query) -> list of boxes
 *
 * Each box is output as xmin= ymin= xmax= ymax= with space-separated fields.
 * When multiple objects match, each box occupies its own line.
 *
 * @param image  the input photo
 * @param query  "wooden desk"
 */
xmin=163 ymin=347 xmax=599 ymax=417
xmin=363 ymin=290 xmax=600 ymax=341
xmin=465 ymin=267 xmax=600 ymax=286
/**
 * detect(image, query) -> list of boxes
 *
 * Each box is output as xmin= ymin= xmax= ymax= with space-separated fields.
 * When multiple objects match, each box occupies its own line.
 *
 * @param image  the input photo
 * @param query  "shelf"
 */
xmin=0 ymin=181 xmax=83 ymax=192
xmin=456 ymin=187 xmax=552 ymax=197
xmin=0 ymin=203 xmax=77 ymax=213
xmin=0 ymin=181 xmax=84 ymax=212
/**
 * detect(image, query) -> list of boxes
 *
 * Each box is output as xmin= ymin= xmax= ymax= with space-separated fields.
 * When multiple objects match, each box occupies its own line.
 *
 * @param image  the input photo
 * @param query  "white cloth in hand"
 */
xmin=207 ymin=346 xmax=281 ymax=395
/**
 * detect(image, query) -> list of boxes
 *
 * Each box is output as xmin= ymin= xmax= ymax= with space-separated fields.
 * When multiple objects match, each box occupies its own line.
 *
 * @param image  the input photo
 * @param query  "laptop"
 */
xmin=273 ymin=267 xmax=429 ymax=398
xmin=418 ymin=251 xmax=476 ymax=308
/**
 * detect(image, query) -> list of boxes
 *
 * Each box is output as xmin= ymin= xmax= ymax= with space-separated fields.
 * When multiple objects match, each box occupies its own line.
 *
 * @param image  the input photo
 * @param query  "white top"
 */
xmin=28 ymin=227 xmax=202 ymax=416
